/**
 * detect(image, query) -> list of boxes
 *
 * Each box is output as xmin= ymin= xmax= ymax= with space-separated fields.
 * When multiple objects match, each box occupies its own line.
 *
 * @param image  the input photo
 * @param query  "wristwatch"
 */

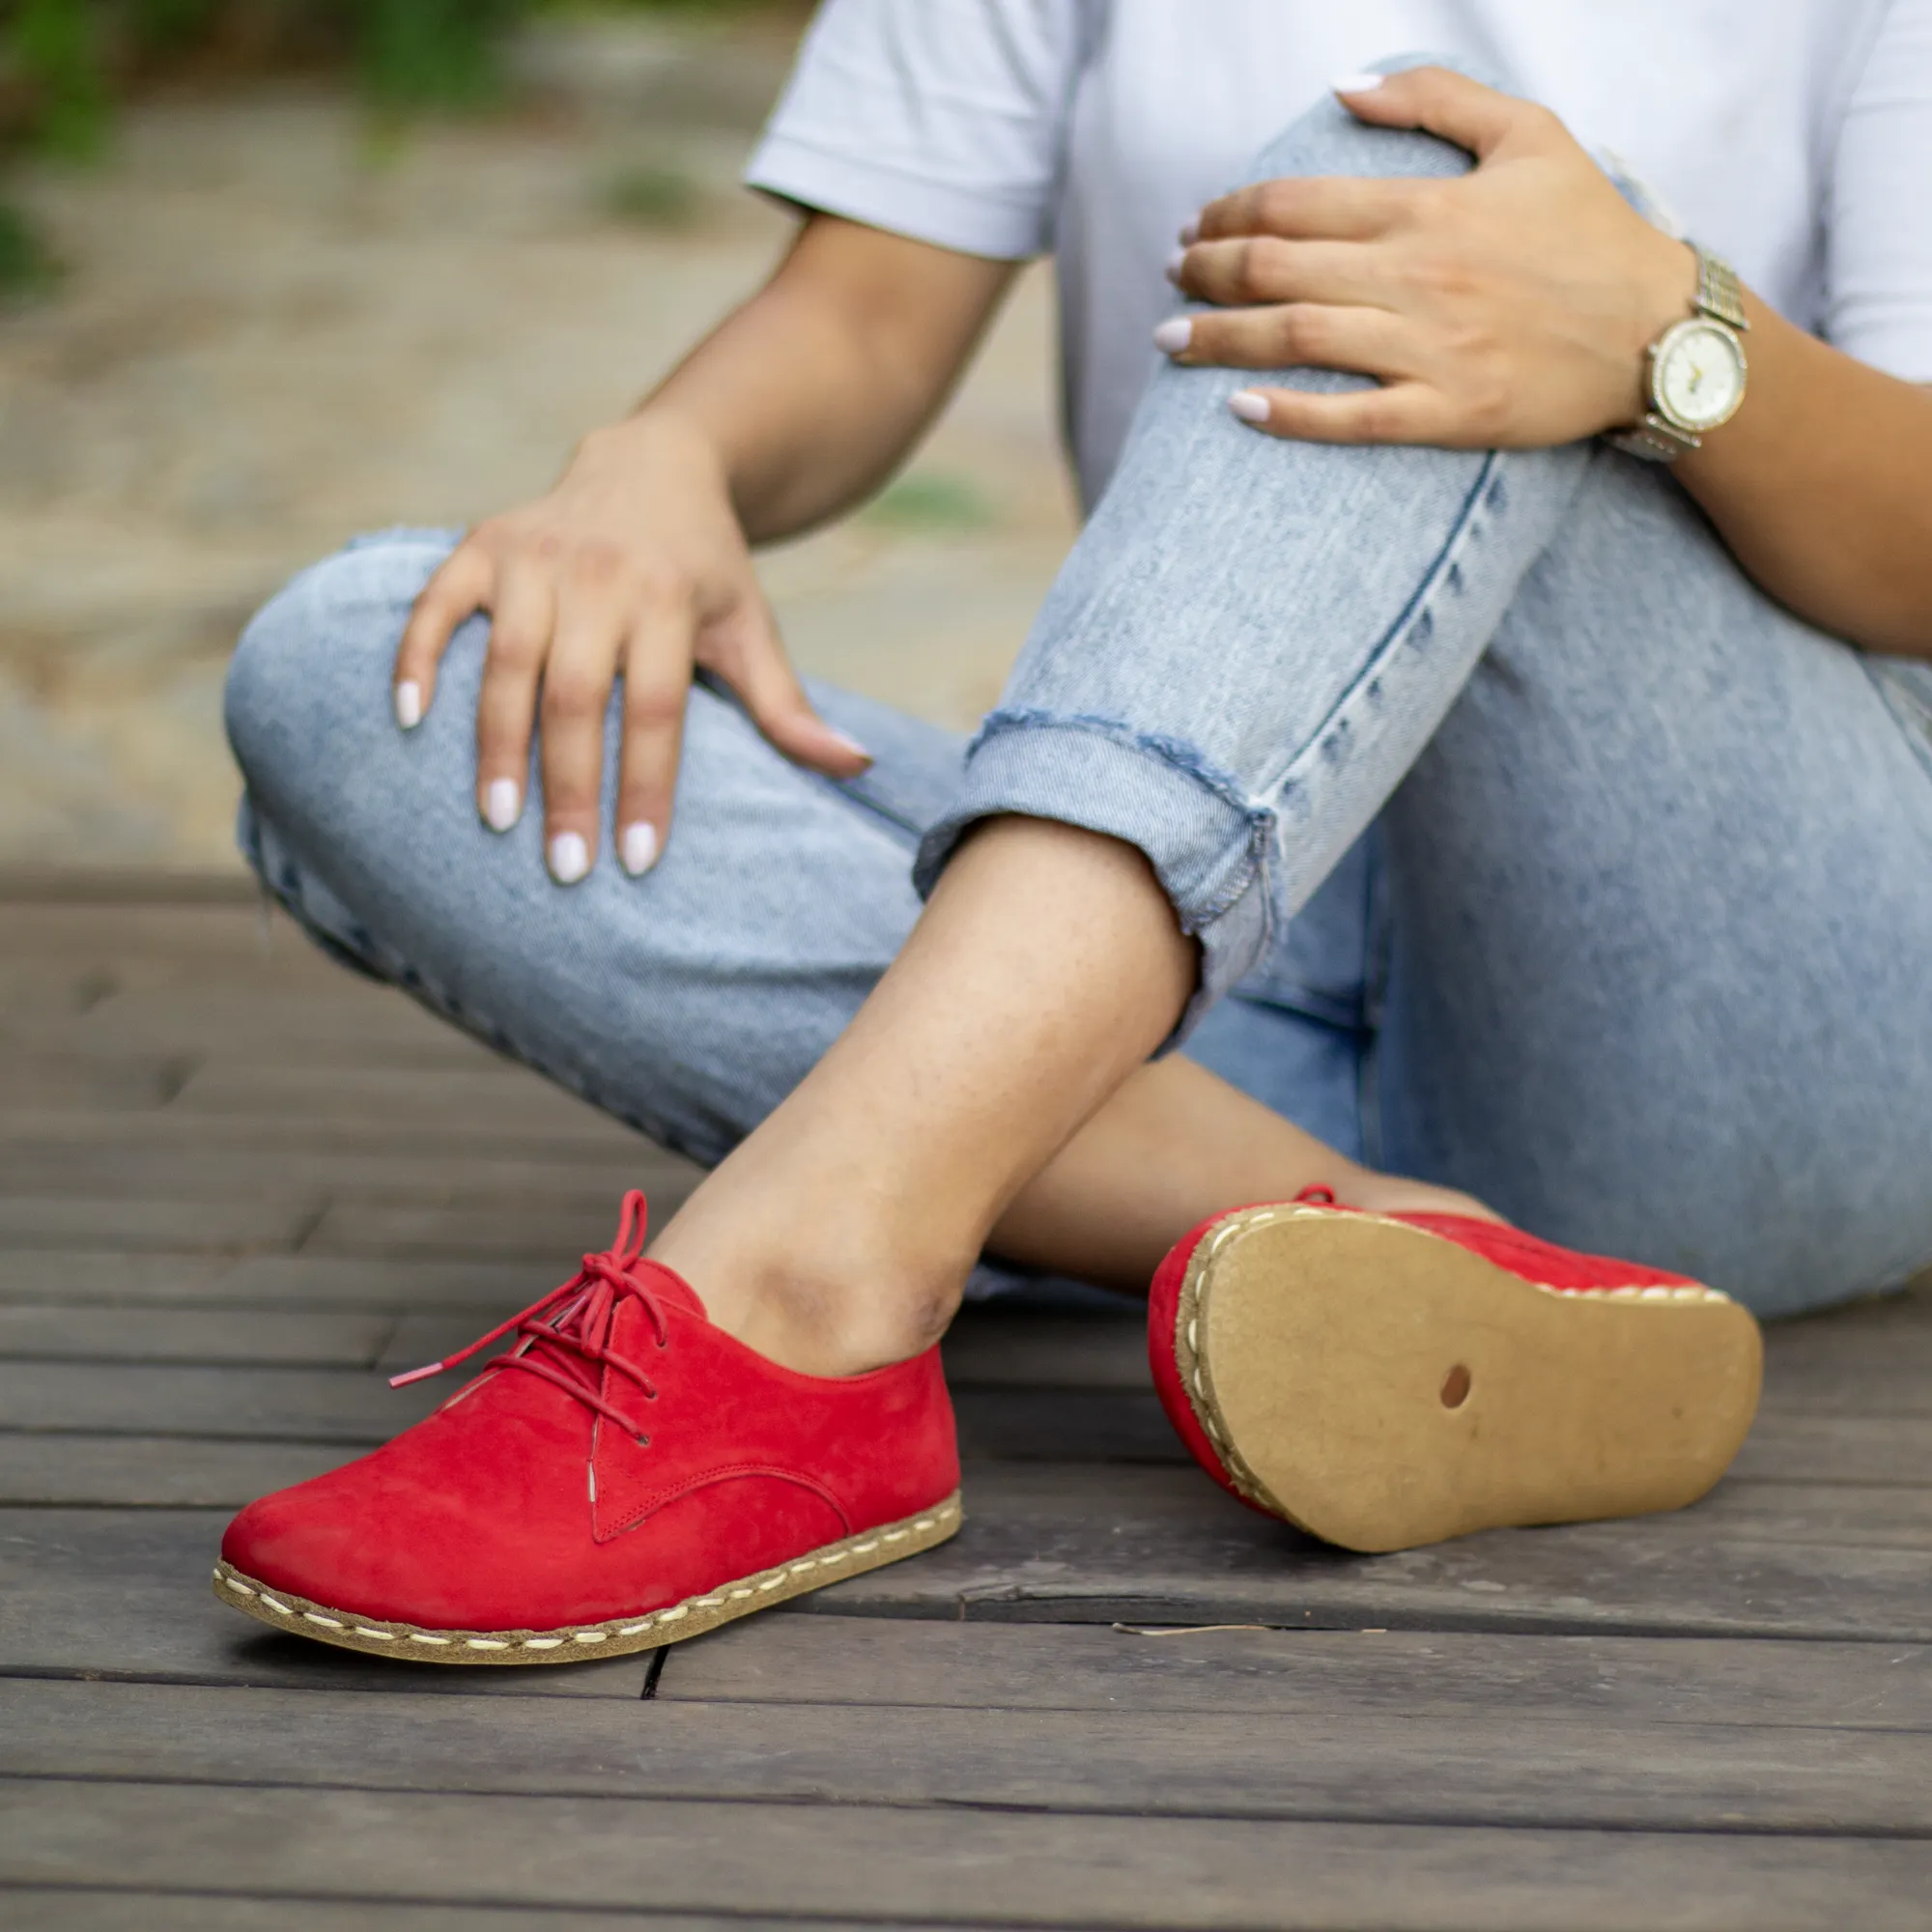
xmin=1607 ymin=246 xmax=1750 ymax=462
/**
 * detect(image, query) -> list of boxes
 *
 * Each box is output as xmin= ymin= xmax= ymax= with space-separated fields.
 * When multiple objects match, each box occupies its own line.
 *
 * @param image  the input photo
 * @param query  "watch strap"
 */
xmin=1605 ymin=412 xmax=1702 ymax=463
xmin=1692 ymin=247 xmax=1748 ymax=331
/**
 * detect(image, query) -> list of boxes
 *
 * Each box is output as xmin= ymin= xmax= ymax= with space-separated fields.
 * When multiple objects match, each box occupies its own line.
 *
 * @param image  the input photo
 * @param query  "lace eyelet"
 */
xmin=634 ymin=1434 xmax=651 ymax=1449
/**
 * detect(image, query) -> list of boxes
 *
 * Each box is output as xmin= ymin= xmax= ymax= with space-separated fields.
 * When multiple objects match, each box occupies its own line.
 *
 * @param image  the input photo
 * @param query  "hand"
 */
xmin=1159 ymin=66 xmax=1696 ymax=449
xmin=390 ymin=413 xmax=869 ymax=883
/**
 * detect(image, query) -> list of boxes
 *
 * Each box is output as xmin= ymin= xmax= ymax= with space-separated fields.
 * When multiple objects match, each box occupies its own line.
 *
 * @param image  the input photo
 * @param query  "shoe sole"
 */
xmin=212 ymin=1490 xmax=962 ymax=1665
xmin=1174 ymin=1207 xmax=1762 ymax=1552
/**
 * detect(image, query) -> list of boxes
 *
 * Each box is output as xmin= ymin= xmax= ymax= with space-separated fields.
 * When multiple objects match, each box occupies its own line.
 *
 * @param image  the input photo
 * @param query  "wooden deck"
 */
xmin=3 ymin=872 xmax=1930 ymax=1930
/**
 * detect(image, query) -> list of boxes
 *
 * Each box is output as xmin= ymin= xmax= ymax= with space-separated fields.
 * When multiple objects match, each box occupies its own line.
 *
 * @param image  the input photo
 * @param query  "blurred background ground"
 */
xmin=0 ymin=3 xmax=1077 ymax=867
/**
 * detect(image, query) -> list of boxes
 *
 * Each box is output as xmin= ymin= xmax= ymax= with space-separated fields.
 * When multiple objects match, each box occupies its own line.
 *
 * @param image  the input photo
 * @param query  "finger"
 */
xmin=703 ymin=596 xmax=872 ymax=781
xmin=611 ymin=576 xmax=699 ymax=877
xmin=1156 ymin=302 xmax=1416 ymax=379
xmin=393 ymin=543 xmax=493 ymax=730
xmin=472 ymin=559 xmax=555 ymax=836
xmin=1332 ymin=65 xmax=1546 ymax=163
xmin=1192 ymin=175 xmax=1408 ymax=246
xmin=1227 ymin=380 xmax=1459 ymax=447
xmin=1174 ymin=236 xmax=1381 ymax=311
xmin=537 ymin=551 xmax=637 ymax=885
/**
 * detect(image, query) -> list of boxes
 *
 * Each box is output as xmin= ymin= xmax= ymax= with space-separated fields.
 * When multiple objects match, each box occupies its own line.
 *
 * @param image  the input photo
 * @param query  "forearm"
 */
xmin=622 ymin=214 xmax=1014 ymax=545
xmin=1674 ymin=297 xmax=1932 ymax=660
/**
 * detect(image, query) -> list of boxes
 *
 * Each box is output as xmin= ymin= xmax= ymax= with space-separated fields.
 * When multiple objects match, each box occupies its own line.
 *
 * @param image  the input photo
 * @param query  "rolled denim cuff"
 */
xmin=911 ymin=711 xmax=1275 ymax=1044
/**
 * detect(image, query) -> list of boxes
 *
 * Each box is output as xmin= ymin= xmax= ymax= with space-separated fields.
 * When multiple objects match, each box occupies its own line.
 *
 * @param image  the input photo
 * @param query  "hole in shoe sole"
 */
xmin=1440 ymin=1364 xmax=1472 ymax=1408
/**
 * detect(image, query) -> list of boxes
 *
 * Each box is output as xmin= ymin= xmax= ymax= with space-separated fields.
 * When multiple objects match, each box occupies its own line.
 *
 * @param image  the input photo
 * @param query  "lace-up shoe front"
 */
xmin=1150 ymin=1192 xmax=1762 ymax=1552
xmin=214 ymin=1191 xmax=961 ymax=1662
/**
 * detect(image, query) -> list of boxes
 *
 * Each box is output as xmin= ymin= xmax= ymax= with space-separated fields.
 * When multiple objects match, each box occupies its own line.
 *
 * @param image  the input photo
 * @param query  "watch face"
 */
xmin=1655 ymin=320 xmax=1747 ymax=433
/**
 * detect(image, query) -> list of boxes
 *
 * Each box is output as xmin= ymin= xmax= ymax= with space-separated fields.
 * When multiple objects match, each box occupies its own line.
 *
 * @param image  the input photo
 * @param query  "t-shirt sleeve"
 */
xmin=1827 ymin=0 xmax=1932 ymax=380
xmin=744 ymin=0 xmax=1087 ymax=261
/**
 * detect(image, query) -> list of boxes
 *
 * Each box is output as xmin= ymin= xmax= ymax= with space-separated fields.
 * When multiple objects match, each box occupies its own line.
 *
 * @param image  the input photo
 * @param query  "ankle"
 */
xmin=650 ymin=1221 xmax=968 ymax=1378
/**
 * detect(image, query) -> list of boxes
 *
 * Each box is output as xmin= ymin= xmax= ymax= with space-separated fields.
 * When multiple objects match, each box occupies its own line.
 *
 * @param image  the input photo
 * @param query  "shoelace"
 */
xmin=389 ymin=1188 xmax=667 ymax=1442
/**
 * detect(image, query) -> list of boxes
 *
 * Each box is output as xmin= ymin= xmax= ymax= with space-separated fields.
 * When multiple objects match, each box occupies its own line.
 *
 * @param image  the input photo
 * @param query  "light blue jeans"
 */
xmin=225 ymin=80 xmax=1932 ymax=1321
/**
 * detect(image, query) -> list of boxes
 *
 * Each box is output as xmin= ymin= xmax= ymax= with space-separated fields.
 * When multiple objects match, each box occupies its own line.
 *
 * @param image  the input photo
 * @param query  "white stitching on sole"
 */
xmin=213 ymin=1493 xmax=962 ymax=1663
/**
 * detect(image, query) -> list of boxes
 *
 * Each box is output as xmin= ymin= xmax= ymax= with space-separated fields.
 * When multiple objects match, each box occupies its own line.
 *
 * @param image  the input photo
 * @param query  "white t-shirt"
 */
xmin=747 ymin=0 xmax=1932 ymax=507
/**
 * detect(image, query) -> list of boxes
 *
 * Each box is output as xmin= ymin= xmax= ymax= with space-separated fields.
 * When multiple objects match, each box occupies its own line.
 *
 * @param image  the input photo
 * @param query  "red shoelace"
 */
xmin=389 ymin=1188 xmax=668 ymax=1441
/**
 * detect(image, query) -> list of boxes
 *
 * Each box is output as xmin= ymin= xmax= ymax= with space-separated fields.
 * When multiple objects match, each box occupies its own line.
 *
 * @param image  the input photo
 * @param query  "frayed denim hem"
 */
xmin=911 ymin=712 xmax=1276 ymax=1046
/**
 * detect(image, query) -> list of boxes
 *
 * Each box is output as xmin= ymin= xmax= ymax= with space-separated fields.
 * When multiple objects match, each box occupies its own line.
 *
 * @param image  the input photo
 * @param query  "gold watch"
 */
xmin=1607 ymin=247 xmax=1750 ymax=463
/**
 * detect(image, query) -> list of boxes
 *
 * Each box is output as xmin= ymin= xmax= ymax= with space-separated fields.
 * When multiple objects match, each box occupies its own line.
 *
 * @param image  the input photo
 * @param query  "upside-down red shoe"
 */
xmin=1150 ymin=1191 xmax=1762 ymax=1553
xmin=214 ymin=1191 xmax=961 ymax=1663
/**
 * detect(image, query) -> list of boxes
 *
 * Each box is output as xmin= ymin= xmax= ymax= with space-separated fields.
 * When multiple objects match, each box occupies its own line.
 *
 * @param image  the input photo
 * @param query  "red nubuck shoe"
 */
xmin=214 ymin=1192 xmax=961 ymax=1663
xmin=1150 ymin=1190 xmax=1763 ymax=1553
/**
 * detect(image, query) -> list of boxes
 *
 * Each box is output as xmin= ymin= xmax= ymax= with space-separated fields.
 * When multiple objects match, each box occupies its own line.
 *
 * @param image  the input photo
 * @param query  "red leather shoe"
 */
xmin=1150 ymin=1191 xmax=1762 ymax=1552
xmin=214 ymin=1192 xmax=961 ymax=1663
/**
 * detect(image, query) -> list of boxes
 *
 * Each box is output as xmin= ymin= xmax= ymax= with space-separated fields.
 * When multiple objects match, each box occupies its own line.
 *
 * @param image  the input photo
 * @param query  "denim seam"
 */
xmin=1252 ymin=451 xmax=1502 ymax=813
xmin=961 ymin=707 xmax=1276 ymax=931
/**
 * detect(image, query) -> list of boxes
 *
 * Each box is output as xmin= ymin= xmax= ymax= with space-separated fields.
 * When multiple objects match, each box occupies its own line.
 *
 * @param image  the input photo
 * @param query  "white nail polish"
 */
xmin=484 ymin=779 xmax=521 ymax=833
xmin=1152 ymin=317 xmax=1192 ymax=355
xmin=1164 ymin=248 xmax=1186 ymax=286
xmin=548 ymin=830 xmax=590 ymax=885
xmin=393 ymin=680 xmax=422 ymax=730
xmin=619 ymin=821 xmax=660 ymax=877
xmin=826 ymin=728 xmax=872 ymax=762
xmin=1332 ymin=71 xmax=1386 ymax=94
xmin=1229 ymin=390 xmax=1271 ymax=424
xmin=1179 ymin=215 xmax=1200 ymax=246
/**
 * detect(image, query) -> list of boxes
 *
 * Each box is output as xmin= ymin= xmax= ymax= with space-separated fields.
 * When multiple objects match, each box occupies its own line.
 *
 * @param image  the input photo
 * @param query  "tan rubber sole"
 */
xmin=1176 ymin=1208 xmax=1762 ymax=1552
xmin=212 ymin=1491 xmax=962 ymax=1665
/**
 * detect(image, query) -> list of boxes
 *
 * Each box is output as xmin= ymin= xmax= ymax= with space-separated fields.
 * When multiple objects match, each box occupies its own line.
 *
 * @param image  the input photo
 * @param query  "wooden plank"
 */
xmin=11 ymin=1406 xmax=1917 ymax=1507
xmin=169 ymin=1062 xmax=639 ymax=1138
xmin=0 ymin=1049 xmax=191 ymax=1111
xmin=0 ymin=1433 xmax=352 ymax=1506
xmin=302 ymin=1199 xmax=697 ymax=1266
xmin=0 ymin=1509 xmax=650 ymax=1700
xmin=0 ymin=866 xmax=259 ymax=905
xmin=668 ymin=1612 xmax=1932 ymax=1728
xmin=13 ymin=1784 xmax=1925 ymax=1932
xmin=0 ymin=1252 xmax=547 ymax=1313
xmin=8 ymin=1676 xmax=1932 ymax=1834
xmin=19 ymin=1509 xmax=1924 ymax=1734
xmin=0 ymin=1362 xmax=441 ymax=1441
xmin=799 ymin=1462 xmax=1932 ymax=1641
xmin=0 ymin=1896 xmax=777 ymax=1932
xmin=0 ymin=1144 xmax=686 ymax=1217
xmin=1729 ymin=1411 xmax=1932 ymax=1486
xmin=0 ymin=1307 xmax=394 ymax=1367
xmin=0 ymin=1104 xmax=668 ymax=1163
xmin=0 ymin=1195 xmax=321 ymax=1254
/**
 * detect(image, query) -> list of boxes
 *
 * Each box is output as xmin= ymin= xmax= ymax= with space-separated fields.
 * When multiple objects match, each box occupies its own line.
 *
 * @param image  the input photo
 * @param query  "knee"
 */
xmin=225 ymin=528 xmax=458 ymax=795
xmin=1247 ymin=51 xmax=1503 ymax=187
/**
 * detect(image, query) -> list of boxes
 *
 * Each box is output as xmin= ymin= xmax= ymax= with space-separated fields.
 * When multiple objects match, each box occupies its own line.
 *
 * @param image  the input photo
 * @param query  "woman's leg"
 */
xmin=646 ymin=74 xmax=1932 ymax=1364
xmin=225 ymin=529 xmax=1403 ymax=1304
xmin=647 ymin=84 xmax=1590 ymax=1368
xmin=225 ymin=528 xmax=969 ymax=1171
xmin=1370 ymin=452 xmax=1932 ymax=1316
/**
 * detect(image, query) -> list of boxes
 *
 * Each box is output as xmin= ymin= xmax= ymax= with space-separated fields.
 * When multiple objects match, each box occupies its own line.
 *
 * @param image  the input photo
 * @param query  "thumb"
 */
xmin=1334 ymin=65 xmax=1539 ymax=163
xmin=710 ymin=600 xmax=873 ymax=779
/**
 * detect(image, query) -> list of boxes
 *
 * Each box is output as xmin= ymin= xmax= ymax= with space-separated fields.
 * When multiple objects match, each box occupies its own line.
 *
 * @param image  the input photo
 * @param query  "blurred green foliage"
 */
xmin=0 ymin=1 xmax=747 ymax=152
xmin=0 ymin=190 xmax=57 ymax=298
xmin=862 ymin=472 xmax=995 ymax=535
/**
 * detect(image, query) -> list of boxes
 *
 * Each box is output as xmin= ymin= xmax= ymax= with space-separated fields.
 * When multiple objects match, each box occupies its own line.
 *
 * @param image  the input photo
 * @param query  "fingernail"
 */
xmin=1332 ymin=71 xmax=1385 ymax=94
xmin=483 ymin=779 xmax=521 ymax=833
xmin=827 ymin=727 xmax=872 ymax=763
xmin=619 ymin=821 xmax=660 ymax=877
xmin=1164 ymin=248 xmax=1188 ymax=288
xmin=393 ymin=680 xmax=422 ymax=730
xmin=1179 ymin=215 xmax=1200 ymax=245
xmin=548 ymin=830 xmax=590 ymax=885
xmin=1228 ymin=390 xmax=1271 ymax=424
xmin=1152 ymin=317 xmax=1192 ymax=355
